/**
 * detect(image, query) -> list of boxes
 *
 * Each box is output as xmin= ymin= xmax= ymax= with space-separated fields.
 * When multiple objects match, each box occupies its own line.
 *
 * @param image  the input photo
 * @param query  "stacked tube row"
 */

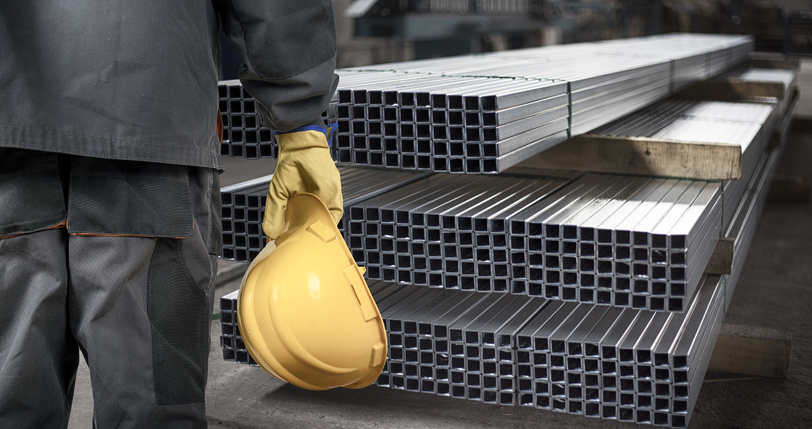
xmin=723 ymin=126 xmax=789 ymax=309
xmin=588 ymin=67 xmax=794 ymax=235
xmin=220 ymin=166 xmax=428 ymax=262
xmin=339 ymin=34 xmax=751 ymax=137
xmin=714 ymin=68 xmax=798 ymax=231
xmin=219 ymin=274 xmax=725 ymax=428
xmin=219 ymin=167 xmax=723 ymax=312
xmin=598 ymin=34 xmax=753 ymax=95
xmin=588 ymin=96 xmax=783 ymax=231
xmin=331 ymin=72 xmax=570 ymax=173
xmin=347 ymin=173 xmax=722 ymax=312
xmin=220 ymin=142 xmax=779 ymax=422
xmin=714 ymin=67 xmax=797 ymax=92
xmin=219 ymin=34 xmax=752 ymax=173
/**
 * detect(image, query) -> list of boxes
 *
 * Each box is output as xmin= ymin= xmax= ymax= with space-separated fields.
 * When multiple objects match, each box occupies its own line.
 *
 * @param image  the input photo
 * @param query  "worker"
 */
xmin=0 ymin=1 xmax=342 ymax=428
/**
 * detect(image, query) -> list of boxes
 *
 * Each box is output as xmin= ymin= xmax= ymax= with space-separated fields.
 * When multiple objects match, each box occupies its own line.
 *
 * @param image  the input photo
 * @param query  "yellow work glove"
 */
xmin=263 ymin=124 xmax=342 ymax=241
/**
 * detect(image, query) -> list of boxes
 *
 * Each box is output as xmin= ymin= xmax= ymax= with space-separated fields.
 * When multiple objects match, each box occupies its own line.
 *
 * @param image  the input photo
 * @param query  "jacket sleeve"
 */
xmin=213 ymin=0 xmax=338 ymax=132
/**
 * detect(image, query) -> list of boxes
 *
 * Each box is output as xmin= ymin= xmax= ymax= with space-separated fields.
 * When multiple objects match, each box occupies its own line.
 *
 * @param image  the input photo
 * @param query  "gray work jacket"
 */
xmin=0 ymin=0 xmax=339 ymax=170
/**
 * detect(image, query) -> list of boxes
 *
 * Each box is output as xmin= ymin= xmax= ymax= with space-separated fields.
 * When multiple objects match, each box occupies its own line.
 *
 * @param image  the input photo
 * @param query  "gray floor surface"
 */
xmin=66 ymin=61 xmax=812 ymax=428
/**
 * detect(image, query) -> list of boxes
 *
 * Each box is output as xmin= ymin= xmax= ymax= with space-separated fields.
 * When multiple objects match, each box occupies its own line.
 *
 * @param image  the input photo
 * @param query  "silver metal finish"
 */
xmin=344 ymin=171 xmax=722 ymax=312
xmin=589 ymin=97 xmax=779 ymax=234
xmin=220 ymin=166 xmax=428 ymax=262
xmin=215 ymin=31 xmax=780 ymax=429
xmin=220 ymin=272 xmax=741 ymax=427
xmin=219 ymin=34 xmax=753 ymax=175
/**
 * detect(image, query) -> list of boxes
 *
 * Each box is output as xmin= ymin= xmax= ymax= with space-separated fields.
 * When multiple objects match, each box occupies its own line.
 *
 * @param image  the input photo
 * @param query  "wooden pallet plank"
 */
xmin=515 ymin=134 xmax=742 ymax=180
xmin=705 ymin=237 xmax=735 ymax=275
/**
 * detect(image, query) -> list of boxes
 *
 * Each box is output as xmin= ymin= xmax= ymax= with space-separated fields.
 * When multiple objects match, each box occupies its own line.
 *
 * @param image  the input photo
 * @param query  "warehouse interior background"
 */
xmin=218 ymin=0 xmax=812 ymax=77
xmin=72 ymin=1 xmax=812 ymax=428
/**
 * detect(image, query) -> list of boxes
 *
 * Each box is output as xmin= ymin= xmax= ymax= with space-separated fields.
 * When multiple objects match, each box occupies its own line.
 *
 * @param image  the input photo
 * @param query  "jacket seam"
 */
xmin=0 ymin=220 xmax=67 ymax=240
xmin=0 ymin=125 xmax=217 ymax=149
xmin=0 ymin=141 xmax=221 ymax=168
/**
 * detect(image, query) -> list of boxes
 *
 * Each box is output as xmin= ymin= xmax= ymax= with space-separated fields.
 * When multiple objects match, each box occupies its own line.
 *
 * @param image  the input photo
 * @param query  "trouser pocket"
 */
xmin=68 ymin=157 xmax=193 ymax=238
xmin=0 ymin=148 xmax=66 ymax=238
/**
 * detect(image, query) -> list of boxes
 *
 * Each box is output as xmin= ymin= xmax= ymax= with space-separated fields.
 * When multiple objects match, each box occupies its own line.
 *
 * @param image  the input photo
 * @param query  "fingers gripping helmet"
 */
xmin=237 ymin=193 xmax=387 ymax=390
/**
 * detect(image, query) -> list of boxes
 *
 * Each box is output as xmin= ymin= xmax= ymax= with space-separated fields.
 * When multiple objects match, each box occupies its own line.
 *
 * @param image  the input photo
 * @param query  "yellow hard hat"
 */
xmin=237 ymin=193 xmax=387 ymax=390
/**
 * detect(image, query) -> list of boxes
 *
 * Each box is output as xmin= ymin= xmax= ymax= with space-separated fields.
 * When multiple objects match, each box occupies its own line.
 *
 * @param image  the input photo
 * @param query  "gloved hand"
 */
xmin=263 ymin=124 xmax=342 ymax=241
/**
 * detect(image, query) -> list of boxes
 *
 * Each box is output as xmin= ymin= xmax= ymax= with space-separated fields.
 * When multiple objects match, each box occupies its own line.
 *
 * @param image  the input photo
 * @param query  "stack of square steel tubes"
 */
xmin=711 ymin=67 xmax=798 ymax=231
xmin=220 ymin=272 xmax=724 ymax=428
xmin=220 ymin=166 xmax=428 ymax=262
xmin=218 ymin=34 xmax=753 ymax=174
xmin=219 ymin=148 xmax=785 ymax=429
xmin=220 ymin=137 xmax=783 ymax=425
xmin=331 ymin=72 xmax=570 ymax=173
xmin=587 ymin=93 xmax=789 ymax=232
xmin=215 ymin=34 xmax=797 ymax=428
xmin=714 ymin=66 xmax=797 ymax=91
xmin=346 ymin=171 xmax=722 ymax=312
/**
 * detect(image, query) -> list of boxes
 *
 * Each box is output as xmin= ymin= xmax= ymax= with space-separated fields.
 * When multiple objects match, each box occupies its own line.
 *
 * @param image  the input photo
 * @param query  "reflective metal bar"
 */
xmin=222 ymin=35 xmax=754 ymax=177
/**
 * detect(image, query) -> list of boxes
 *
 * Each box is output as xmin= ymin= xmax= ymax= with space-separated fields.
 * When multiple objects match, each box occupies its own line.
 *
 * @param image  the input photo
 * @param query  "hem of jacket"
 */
xmin=0 ymin=127 xmax=224 ymax=171
xmin=0 ymin=220 xmax=67 ymax=240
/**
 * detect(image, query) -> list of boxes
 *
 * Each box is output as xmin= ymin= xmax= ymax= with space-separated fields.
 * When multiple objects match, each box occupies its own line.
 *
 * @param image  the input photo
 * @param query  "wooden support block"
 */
xmin=708 ymin=324 xmax=792 ymax=378
xmin=705 ymin=237 xmax=734 ymax=275
xmin=518 ymin=134 xmax=742 ymax=180
xmin=768 ymin=175 xmax=811 ymax=202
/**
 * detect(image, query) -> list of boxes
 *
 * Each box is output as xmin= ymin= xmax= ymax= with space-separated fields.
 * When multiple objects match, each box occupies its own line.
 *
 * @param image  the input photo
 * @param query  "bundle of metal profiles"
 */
xmin=218 ymin=34 xmax=752 ymax=173
xmin=713 ymin=67 xmax=797 ymax=93
xmin=723 ymin=129 xmax=787 ymax=309
xmin=709 ymin=67 xmax=797 ymax=230
xmin=220 ymin=93 xmax=786 ymax=308
xmin=345 ymin=172 xmax=574 ymax=289
xmin=595 ymin=33 xmax=753 ymax=93
xmin=331 ymin=71 xmax=570 ymax=174
xmin=345 ymin=172 xmax=722 ymax=312
xmin=588 ymin=95 xmax=787 ymax=231
xmin=720 ymin=91 xmax=796 ymax=231
xmin=219 ymin=273 xmax=723 ymax=427
xmin=219 ymin=143 xmax=781 ymax=426
xmin=220 ymin=166 xmax=428 ymax=262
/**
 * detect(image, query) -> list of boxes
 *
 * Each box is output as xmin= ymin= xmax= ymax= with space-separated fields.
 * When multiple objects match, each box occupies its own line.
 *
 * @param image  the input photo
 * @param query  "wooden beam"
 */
xmin=705 ymin=237 xmax=734 ymax=275
xmin=516 ymin=134 xmax=742 ymax=180
xmin=708 ymin=324 xmax=792 ymax=378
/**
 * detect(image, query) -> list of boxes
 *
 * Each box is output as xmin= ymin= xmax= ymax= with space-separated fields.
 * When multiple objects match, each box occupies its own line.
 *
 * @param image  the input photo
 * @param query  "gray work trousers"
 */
xmin=0 ymin=149 xmax=221 ymax=428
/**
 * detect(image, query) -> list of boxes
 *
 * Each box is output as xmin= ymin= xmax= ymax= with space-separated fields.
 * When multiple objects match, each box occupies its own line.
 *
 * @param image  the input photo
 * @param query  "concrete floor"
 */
xmin=67 ymin=62 xmax=812 ymax=428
